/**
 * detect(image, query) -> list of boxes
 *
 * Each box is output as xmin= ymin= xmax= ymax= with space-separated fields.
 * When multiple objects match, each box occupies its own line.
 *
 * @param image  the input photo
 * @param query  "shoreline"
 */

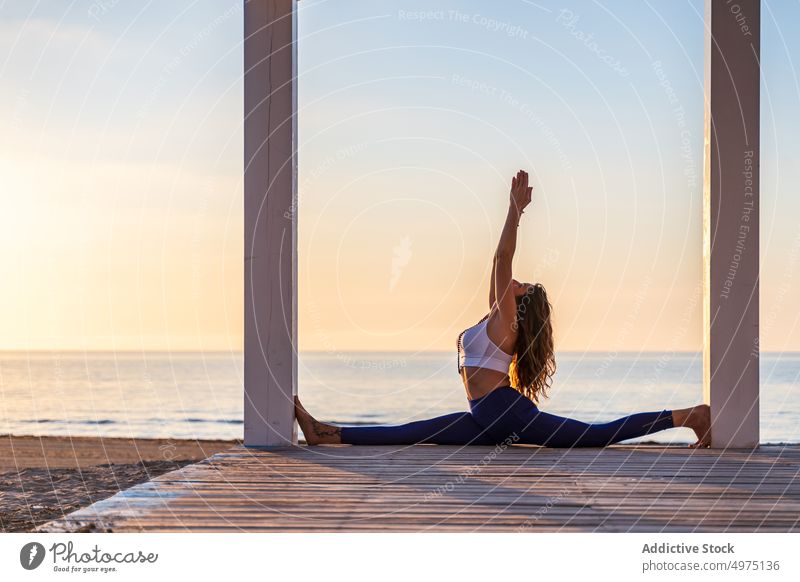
xmin=1 ymin=434 xmax=239 ymax=532
xmin=5 ymin=431 xmax=797 ymax=447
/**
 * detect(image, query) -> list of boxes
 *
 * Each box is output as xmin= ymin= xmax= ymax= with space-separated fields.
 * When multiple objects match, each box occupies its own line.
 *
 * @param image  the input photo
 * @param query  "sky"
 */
xmin=0 ymin=0 xmax=798 ymax=353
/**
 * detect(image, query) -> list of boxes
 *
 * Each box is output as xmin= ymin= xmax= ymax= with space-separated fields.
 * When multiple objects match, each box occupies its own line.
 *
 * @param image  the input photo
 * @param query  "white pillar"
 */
xmin=703 ymin=0 xmax=760 ymax=448
xmin=244 ymin=0 xmax=298 ymax=446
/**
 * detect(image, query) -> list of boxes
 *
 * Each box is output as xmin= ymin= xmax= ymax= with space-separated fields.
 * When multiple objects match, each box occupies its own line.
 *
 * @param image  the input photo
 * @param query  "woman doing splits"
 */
xmin=296 ymin=170 xmax=711 ymax=448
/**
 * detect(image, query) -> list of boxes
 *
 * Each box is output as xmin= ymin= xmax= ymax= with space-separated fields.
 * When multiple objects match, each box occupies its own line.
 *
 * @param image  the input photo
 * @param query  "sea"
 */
xmin=1 ymin=351 xmax=797 ymax=444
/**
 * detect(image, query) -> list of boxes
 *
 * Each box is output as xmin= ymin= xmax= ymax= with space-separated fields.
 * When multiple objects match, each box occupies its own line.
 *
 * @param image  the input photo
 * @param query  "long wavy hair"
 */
xmin=509 ymin=283 xmax=556 ymax=403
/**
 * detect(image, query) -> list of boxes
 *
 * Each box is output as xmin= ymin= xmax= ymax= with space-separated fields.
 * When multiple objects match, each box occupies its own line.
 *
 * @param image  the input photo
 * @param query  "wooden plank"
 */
xmin=39 ymin=445 xmax=800 ymax=533
xmin=243 ymin=0 xmax=298 ymax=446
xmin=703 ymin=0 xmax=760 ymax=448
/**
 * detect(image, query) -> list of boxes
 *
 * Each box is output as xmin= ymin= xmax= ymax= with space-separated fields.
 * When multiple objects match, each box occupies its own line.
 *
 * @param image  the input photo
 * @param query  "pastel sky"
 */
xmin=1 ymin=0 xmax=798 ymax=352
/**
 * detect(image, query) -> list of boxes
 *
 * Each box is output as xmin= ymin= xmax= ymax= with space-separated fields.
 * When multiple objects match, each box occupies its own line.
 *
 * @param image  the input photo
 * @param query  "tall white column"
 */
xmin=243 ymin=0 xmax=298 ymax=446
xmin=703 ymin=0 xmax=760 ymax=448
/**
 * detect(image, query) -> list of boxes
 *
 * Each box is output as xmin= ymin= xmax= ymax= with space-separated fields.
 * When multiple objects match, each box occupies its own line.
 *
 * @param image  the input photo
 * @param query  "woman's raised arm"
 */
xmin=492 ymin=170 xmax=532 ymax=325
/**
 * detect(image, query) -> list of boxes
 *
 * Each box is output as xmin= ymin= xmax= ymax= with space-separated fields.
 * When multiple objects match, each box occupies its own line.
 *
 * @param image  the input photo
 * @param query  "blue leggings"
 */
xmin=341 ymin=386 xmax=674 ymax=448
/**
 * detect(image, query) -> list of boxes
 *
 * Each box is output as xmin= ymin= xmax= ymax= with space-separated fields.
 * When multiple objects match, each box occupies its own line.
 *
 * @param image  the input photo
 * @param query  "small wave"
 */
xmin=183 ymin=418 xmax=243 ymax=425
xmin=22 ymin=417 xmax=244 ymax=426
xmin=23 ymin=418 xmax=117 ymax=425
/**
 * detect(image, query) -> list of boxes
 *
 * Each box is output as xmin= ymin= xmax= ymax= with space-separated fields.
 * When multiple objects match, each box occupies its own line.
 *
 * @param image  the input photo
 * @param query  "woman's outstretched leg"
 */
xmin=295 ymin=397 xmax=495 ymax=446
xmin=516 ymin=408 xmax=676 ymax=448
xmin=469 ymin=387 xmax=711 ymax=448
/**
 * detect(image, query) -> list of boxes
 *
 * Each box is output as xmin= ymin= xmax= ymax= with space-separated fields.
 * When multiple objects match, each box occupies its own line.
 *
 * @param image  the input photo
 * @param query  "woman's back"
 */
xmin=457 ymin=314 xmax=515 ymax=400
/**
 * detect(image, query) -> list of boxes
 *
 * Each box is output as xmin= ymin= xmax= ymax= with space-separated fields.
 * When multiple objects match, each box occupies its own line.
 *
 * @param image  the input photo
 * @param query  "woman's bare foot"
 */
xmin=672 ymin=404 xmax=711 ymax=448
xmin=295 ymin=397 xmax=342 ymax=445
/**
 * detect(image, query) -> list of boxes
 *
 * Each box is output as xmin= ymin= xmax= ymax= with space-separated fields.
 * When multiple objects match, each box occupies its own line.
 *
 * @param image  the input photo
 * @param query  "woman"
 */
xmin=296 ymin=170 xmax=712 ymax=448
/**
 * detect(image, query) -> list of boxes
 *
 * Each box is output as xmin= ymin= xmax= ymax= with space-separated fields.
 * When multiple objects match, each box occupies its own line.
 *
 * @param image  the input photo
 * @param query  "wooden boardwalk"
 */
xmin=41 ymin=444 xmax=800 ymax=532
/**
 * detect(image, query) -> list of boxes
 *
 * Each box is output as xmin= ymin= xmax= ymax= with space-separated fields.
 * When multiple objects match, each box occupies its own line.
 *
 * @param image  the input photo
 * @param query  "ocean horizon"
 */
xmin=1 ymin=350 xmax=797 ymax=444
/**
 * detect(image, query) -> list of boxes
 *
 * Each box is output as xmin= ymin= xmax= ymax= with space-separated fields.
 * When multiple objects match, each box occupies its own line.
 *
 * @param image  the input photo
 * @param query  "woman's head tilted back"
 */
xmin=509 ymin=281 xmax=556 ymax=404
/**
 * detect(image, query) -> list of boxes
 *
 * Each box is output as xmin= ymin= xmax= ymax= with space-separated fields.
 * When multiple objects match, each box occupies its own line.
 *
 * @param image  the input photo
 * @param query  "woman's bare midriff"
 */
xmin=461 ymin=367 xmax=512 ymax=401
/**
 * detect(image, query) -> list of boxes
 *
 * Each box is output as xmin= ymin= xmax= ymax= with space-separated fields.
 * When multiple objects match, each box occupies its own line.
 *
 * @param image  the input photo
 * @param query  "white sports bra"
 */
xmin=457 ymin=317 xmax=514 ymax=375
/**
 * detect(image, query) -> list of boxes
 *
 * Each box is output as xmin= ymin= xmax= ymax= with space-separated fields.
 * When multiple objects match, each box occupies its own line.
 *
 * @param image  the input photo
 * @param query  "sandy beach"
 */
xmin=0 ymin=434 xmax=238 ymax=532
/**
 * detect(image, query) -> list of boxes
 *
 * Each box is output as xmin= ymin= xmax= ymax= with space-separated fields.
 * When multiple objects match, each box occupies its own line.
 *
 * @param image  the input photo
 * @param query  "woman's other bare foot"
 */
xmin=295 ymin=397 xmax=342 ymax=445
xmin=672 ymin=404 xmax=711 ymax=448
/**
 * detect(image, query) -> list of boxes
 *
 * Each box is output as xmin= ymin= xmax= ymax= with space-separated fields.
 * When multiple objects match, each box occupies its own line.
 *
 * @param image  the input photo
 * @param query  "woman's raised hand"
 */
xmin=510 ymin=169 xmax=533 ymax=216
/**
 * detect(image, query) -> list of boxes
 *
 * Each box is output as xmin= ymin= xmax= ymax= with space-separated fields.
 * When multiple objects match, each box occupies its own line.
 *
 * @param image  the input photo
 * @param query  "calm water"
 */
xmin=1 ymin=351 xmax=797 ymax=443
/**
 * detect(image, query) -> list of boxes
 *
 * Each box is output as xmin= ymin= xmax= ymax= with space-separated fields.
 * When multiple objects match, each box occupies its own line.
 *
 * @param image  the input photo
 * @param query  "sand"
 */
xmin=0 ymin=434 xmax=238 ymax=532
